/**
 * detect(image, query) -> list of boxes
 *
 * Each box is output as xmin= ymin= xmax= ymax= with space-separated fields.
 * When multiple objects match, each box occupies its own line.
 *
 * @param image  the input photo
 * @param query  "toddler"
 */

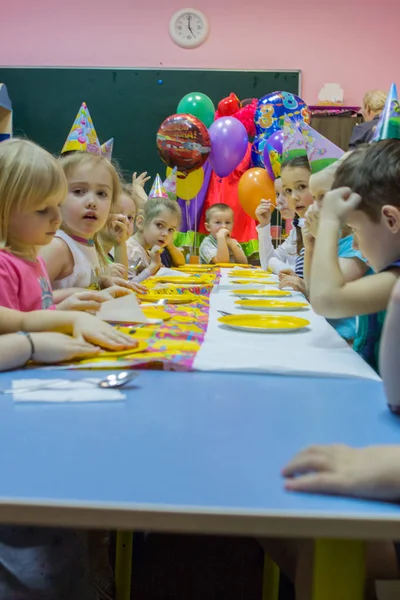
xmin=199 ymin=204 xmax=248 ymax=265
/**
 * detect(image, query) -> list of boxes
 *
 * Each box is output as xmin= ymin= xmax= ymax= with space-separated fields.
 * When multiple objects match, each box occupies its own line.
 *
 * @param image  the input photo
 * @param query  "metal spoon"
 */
xmin=1 ymin=371 xmax=139 ymax=395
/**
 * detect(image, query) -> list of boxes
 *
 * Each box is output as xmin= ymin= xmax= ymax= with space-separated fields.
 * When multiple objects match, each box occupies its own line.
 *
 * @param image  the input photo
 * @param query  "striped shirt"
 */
xmin=295 ymin=248 xmax=305 ymax=278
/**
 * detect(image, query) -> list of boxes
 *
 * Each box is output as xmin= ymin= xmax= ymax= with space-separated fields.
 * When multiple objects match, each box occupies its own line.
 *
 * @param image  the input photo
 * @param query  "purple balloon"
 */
xmin=209 ymin=117 xmax=248 ymax=178
xmin=266 ymin=130 xmax=283 ymax=154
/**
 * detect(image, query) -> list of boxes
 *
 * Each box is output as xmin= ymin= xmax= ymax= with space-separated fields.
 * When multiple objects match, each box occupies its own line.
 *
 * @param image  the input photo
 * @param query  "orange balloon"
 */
xmin=238 ymin=168 xmax=276 ymax=219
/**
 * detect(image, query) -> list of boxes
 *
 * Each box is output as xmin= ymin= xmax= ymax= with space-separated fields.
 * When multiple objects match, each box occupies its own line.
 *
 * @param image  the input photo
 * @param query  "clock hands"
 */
xmin=187 ymin=14 xmax=196 ymax=37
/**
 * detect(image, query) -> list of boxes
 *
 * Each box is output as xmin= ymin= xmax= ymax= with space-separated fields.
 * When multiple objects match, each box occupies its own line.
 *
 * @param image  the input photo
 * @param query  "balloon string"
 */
xmin=185 ymin=201 xmax=191 ymax=259
xmin=194 ymin=195 xmax=198 ymax=256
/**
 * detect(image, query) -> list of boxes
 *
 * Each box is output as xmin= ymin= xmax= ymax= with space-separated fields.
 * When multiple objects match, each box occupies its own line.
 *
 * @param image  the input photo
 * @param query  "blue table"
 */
xmin=0 ymin=368 xmax=399 ymax=600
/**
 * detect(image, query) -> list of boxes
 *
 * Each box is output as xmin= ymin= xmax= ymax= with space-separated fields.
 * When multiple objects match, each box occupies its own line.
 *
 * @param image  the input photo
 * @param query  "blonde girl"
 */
xmin=0 ymin=138 xmax=66 ymax=311
xmin=40 ymin=152 xmax=143 ymax=293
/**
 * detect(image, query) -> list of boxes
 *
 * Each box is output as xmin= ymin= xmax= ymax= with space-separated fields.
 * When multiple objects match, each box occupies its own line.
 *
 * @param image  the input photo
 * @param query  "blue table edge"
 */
xmin=1 ymin=498 xmax=400 ymax=540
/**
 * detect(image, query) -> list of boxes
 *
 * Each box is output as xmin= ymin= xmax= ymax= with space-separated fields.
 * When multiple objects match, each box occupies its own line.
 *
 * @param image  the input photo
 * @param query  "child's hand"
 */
xmin=279 ymin=274 xmax=307 ymax=295
xmin=255 ymin=200 xmax=273 ymax=226
xmin=149 ymin=245 xmax=162 ymax=273
xmin=282 ymin=444 xmax=400 ymax=501
xmin=108 ymin=262 xmax=128 ymax=279
xmin=31 ymin=332 xmax=100 ymax=363
xmin=217 ymin=228 xmax=231 ymax=240
xmin=279 ymin=268 xmax=296 ymax=278
xmin=132 ymin=171 xmax=151 ymax=189
xmin=321 ymin=187 xmax=362 ymax=224
xmin=106 ymin=213 xmax=130 ymax=245
xmin=99 ymin=276 xmax=147 ymax=293
xmin=72 ymin=313 xmax=139 ymax=350
xmin=304 ymin=203 xmax=320 ymax=239
xmin=57 ymin=291 xmax=108 ymax=313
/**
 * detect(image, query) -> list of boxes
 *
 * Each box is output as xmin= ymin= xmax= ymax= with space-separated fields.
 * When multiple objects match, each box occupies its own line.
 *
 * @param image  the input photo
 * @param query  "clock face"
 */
xmin=169 ymin=9 xmax=209 ymax=48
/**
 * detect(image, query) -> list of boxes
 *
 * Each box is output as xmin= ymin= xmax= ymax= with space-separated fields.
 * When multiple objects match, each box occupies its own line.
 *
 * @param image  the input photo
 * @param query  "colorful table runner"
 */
xmin=60 ymin=272 xmax=220 ymax=371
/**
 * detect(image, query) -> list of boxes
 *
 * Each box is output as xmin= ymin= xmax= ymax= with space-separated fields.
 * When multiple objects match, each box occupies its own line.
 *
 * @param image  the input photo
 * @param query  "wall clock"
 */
xmin=169 ymin=9 xmax=209 ymax=49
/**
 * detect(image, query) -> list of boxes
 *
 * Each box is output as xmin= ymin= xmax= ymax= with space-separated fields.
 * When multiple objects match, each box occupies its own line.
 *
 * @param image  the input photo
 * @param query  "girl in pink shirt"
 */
xmin=0 ymin=139 xmax=66 ymax=311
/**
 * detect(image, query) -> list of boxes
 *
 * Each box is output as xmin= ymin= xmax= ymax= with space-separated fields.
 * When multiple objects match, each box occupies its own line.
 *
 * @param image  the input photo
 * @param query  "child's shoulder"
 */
xmin=199 ymin=234 xmax=214 ymax=246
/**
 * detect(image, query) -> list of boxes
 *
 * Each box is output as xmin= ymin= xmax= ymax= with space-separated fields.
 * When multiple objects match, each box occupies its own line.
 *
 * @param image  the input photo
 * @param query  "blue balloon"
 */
xmin=251 ymin=134 xmax=267 ymax=168
xmin=255 ymin=91 xmax=311 ymax=138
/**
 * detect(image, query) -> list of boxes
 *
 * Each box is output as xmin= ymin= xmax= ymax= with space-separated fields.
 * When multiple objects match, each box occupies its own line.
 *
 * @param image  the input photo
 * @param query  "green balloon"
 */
xmin=177 ymin=92 xmax=215 ymax=128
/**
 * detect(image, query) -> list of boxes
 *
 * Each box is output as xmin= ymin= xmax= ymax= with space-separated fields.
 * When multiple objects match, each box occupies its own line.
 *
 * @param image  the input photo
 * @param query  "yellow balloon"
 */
xmin=166 ymin=167 xmax=204 ymax=201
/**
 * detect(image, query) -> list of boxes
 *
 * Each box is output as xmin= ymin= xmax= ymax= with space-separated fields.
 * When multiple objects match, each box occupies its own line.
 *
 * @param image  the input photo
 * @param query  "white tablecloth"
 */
xmin=194 ymin=270 xmax=380 ymax=381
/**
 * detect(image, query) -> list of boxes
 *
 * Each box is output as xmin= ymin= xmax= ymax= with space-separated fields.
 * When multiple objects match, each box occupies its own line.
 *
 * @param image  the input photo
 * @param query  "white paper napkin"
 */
xmin=12 ymin=379 xmax=125 ymax=403
xmin=156 ymin=267 xmax=191 ymax=278
xmin=98 ymin=294 xmax=149 ymax=324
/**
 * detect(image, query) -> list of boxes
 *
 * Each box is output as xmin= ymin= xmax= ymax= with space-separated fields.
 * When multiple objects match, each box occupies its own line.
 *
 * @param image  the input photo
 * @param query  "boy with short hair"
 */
xmin=310 ymin=139 xmax=400 ymax=370
xmin=199 ymin=203 xmax=248 ymax=265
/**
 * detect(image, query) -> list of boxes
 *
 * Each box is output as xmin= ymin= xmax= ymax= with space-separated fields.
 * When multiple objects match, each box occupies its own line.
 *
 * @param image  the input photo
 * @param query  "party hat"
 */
xmin=299 ymin=123 xmax=344 ymax=174
xmin=163 ymin=166 xmax=177 ymax=200
xmin=282 ymin=116 xmax=307 ymax=163
xmin=61 ymin=102 xmax=101 ymax=155
xmin=149 ymin=174 xmax=168 ymax=199
xmin=371 ymin=83 xmax=400 ymax=142
xmin=101 ymin=138 xmax=114 ymax=160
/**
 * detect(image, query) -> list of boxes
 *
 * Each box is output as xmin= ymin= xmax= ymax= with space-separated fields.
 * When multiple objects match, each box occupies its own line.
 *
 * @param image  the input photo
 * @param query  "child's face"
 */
xmin=62 ymin=163 xmax=113 ymax=238
xmin=346 ymin=207 xmax=400 ymax=272
xmin=206 ymin=210 xmax=234 ymax=237
xmin=9 ymin=194 xmax=62 ymax=249
xmin=143 ymin=207 xmax=179 ymax=249
xmin=310 ymin=171 xmax=335 ymax=206
xmin=118 ymin=193 xmax=136 ymax=238
xmin=281 ymin=167 xmax=314 ymax=218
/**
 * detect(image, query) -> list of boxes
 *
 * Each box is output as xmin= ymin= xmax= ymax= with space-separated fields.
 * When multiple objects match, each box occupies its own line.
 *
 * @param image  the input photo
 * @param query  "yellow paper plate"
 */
xmin=235 ymin=299 xmax=309 ymax=311
xmin=142 ymin=307 xmax=172 ymax=321
xmin=75 ymin=340 xmax=148 ymax=362
xmin=232 ymin=289 xmax=292 ymax=298
xmin=218 ymin=314 xmax=310 ymax=333
xmin=138 ymin=293 xmax=197 ymax=305
xmin=178 ymin=265 xmax=216 ymax=272
xmin=153 ymin=276 xmax=211 ymax=285
xmin=228 ymin=271 xmax=267 ymax=278
xmin=231 ymin=279 xmax=275 ymax=285
xmin=216 ymin=263 xmax=254 ymax=268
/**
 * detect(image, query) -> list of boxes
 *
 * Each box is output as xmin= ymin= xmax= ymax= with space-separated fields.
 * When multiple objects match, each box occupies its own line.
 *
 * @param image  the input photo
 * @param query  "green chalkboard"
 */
xmin=0 ymin=67 xmax=300 ymax=179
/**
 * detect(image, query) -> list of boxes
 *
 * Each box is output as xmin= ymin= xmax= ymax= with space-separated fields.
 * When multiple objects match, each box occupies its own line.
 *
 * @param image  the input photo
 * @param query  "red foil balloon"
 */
xmin=217 ymin=93 xmax=241 ymax=117
xmin=157 ymin=113 xmax=211 ymax=173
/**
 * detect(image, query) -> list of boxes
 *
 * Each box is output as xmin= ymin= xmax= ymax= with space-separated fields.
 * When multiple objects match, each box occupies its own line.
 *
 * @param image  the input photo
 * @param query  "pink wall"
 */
xmin=0 ymin=0 xmax=397 ymax=105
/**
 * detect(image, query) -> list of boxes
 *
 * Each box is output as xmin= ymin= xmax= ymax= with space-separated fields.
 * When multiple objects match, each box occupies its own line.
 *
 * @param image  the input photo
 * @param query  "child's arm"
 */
xmin=166 ymin=243 xmax=186 ymax=267
xmin=0 ymin=307 xmax=137 ymax=350
xmin=380 ymin=279 xmax=400 ymax=405
xmin=0 ymin=332 xmax=98 ymax=371
xmin=129 ymin=245 xmax=162 ymax=283
xmin=40 ymin=238 xmax=74 ymax=283
xmin=227 ymin=238 xmax=248 ymax=264
xmin=213 ymin=229 xmax=231 ymax=263
xmin=256 ymin=201 xmax=297 ymax=272
xmin=114 ymin=244 xmax=128 ymax=273
xmin=282 ymin=444 xmax=400 ymax=501
xmin=107 ymin=213 xmax=130 ymax=273
xmin=310 ymin=188 xmax=399 ymax=317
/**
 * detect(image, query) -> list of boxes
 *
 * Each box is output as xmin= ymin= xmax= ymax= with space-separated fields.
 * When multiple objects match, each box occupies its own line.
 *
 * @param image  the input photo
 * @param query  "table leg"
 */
xmin=262 ymin=553 xmax=280 ymax=600
xmin=313 ymin=539 xmax=365 ymax=600
xmin=115 ymin=531 xmax=133 ymax=600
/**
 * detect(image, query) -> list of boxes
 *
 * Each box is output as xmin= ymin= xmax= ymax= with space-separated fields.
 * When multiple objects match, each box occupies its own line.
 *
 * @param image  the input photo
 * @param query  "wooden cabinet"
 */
xmin=310 ymin=114 xmax=363 ymax=151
